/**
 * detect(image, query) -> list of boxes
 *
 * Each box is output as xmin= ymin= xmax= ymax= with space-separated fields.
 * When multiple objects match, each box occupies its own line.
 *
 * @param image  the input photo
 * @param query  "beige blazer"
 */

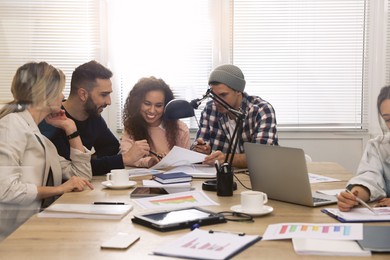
xmin=0 ymin=110 xmax=92 ymax=240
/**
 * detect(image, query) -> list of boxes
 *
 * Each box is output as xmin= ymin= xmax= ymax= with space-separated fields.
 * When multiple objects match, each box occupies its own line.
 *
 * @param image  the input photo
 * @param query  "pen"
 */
xmin=214 ymin=160 xmax=220 ymax=174
xmin=345 ymin=189 xmax=378 ymax=215
xmin=209 ymin=229 xmax=246 ymax=236
xmin=93 ymin=202 xmax=125 ymax=205
xmin=149 ymin=150 xmax=163 ymax=160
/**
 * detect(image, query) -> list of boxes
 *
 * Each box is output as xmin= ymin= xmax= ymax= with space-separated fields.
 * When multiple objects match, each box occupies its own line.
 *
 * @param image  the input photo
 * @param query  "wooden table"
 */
xmin=0 ymin=162 xmax=388 ymax=259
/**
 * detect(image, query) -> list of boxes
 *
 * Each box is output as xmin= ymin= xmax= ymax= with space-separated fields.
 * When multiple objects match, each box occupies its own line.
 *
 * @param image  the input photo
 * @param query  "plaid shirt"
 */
xmin=195 ymin=92 xmax=279 ymax=153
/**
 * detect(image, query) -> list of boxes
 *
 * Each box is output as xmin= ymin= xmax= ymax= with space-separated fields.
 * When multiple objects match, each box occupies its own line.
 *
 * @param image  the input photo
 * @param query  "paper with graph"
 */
xmin=132 ymin=190 xmax=218 ymax=210
xmin=262 ymin=223 xmax=363 ymax=240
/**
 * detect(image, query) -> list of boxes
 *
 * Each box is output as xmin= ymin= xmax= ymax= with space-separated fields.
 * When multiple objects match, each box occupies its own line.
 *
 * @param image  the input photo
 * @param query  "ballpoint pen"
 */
xmin=149 ymin=150 xmax=163 ymax=160
xmin=93 ymin=202 xmax=125 ymax=205
xmin=345 ymin=189 xmax=378 ymax=215
xmin=209 ymin=229 xmax=246 ymax=236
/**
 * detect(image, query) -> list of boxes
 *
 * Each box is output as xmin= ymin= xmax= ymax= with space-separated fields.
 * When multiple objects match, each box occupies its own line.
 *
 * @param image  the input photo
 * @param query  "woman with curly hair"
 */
xmin=120 ymin=76 xmax=190 ymax=168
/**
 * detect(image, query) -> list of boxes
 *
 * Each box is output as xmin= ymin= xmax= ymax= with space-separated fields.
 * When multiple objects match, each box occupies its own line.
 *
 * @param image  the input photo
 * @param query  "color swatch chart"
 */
xmin=262 ymin=223 xmax=363 ymax=240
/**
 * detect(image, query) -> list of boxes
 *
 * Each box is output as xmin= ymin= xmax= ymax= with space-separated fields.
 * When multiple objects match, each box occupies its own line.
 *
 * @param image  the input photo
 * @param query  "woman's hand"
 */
xmin=45 ymin=110 xmax=77 ymax=135
xmin=337 ymin=190 xmax=358 ymax=212
xmin=375 ymin=198 xmax=390 ymax=207
xmin=59 ymin=176 xmax=94 ymax=193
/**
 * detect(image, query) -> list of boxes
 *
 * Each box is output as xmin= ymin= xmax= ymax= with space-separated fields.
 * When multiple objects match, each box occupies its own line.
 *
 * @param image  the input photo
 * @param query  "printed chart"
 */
xmin=262 ymin=223 xmax=363 ymax=240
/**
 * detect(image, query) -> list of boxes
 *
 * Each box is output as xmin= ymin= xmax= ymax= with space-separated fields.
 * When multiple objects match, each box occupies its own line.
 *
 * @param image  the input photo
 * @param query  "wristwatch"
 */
xmin=67 ymin=131 xmax=80 ymax=140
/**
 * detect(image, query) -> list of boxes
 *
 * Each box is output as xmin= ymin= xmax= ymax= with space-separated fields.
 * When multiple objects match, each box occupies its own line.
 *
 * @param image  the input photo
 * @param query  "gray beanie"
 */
xmin=208 ymin=64 xmax=246 ymax=92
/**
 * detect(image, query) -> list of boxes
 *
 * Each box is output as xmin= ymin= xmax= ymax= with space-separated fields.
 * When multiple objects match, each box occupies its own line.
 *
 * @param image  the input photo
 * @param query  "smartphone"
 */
xmin=130 ymin=187 xmax=169 ymax=198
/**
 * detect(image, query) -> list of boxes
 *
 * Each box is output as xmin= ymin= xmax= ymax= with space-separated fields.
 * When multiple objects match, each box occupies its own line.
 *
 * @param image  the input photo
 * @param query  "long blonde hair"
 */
xmin=0 ymin=62 xmax=65 ymax=119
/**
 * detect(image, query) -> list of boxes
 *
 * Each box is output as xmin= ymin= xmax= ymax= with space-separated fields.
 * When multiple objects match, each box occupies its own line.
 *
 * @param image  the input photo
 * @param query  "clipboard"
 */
xmin=152 ymin=228 xmax=261 ymax=260
xmin=321 ymin=207 xmax=390 ymax=223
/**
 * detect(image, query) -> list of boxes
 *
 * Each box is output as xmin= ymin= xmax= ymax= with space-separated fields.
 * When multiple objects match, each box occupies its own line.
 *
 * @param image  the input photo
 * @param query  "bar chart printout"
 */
xmin=262 ymin=223 xmax=363 ymax=240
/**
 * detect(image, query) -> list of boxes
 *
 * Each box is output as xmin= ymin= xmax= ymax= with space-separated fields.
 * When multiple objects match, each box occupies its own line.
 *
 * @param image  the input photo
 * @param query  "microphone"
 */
xmin=190 ymin=98 xmax=202 ymax=109
xmin=190 ymin=89 xmax=212 ymax=109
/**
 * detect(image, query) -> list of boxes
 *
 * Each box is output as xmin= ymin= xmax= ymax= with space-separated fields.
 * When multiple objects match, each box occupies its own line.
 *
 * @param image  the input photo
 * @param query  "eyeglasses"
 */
xmin=218 ymin=211 xmax=254 ymax=222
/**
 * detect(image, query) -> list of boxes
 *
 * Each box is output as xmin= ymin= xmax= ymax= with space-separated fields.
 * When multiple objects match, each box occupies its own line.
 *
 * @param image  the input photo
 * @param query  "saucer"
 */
xmin=230 ymin=205 xmax=273 ymax=217
xmin=101 ymin=180 xmax=137 ymax=190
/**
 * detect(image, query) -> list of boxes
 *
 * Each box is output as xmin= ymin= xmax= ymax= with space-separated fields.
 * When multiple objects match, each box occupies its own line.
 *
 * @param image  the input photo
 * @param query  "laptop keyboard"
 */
xmin=313 ymin=197 xmax=330 ymax=203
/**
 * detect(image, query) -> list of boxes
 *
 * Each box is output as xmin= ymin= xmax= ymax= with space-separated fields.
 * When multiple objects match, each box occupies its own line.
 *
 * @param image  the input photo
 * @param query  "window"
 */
xmin=0 ymin=0 xmax=374 ymax=132
xmin=0 ymin=0 xmax=103 ymax=102
xmin=110 ymin=0 xmax=369 ymax=131
xmin=107 ymin=0 xmax=213 ymax=131
xmin=232 ymin=0 xmax=368 ymax=129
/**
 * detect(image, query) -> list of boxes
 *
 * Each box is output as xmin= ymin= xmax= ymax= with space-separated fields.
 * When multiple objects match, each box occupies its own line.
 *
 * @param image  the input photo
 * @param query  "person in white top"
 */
xmin=337 ymin=85 xmax=390 ymax=211
xmin=120 ymin=76 xmax=190 ymax=168
xmin=0 ymin=62 xmax=93 ymax=240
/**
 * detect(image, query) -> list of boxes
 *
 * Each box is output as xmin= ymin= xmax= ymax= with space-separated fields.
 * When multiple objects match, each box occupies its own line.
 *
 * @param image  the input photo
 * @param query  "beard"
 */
xmin=84 ymin=96 xmax=103 ymax=117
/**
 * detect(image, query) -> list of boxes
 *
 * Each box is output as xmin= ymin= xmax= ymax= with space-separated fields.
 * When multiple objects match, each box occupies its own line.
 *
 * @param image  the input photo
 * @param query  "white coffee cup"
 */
xmin=240 ymin=190 xmax=268 ymax=213
xmin=106 ymin=169 xmax=129 ymax=186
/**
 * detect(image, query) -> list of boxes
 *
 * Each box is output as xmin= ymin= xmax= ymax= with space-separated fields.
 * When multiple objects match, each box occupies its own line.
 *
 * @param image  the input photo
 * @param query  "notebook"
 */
xmin=356 ymin=225 xmax=390 ymax=252
xmin=244 ymin=143 xmax=337 ymax=207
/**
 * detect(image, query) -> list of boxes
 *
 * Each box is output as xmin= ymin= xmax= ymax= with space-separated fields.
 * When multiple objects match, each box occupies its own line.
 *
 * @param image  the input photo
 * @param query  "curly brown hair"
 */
xmin=122 ymin=76 xmax=179 ymax=149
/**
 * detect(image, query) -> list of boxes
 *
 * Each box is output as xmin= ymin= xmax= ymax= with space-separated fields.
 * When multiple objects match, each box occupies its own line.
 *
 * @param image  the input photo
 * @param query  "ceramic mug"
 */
xmin=240 ymin=190 xmax=268 ymax=213
xmin=106 ymin=169 xmax=129 ymax=186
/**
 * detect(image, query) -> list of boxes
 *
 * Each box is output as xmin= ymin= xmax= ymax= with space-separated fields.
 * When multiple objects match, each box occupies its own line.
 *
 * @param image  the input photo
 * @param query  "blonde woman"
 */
xmin=0 ymin=62 xmax=93 ymax=240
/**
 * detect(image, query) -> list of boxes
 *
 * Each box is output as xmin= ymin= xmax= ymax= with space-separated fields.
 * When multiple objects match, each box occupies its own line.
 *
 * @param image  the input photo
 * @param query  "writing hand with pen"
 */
xmin=193 ymin=138 xmax=211 ymax=155
xmin=337 ymin=185 xmax=372 ymax=212
xmin=147 ymin=151 xmax=166 ymax=167
xmin=122 ymin=140 xmax=151 ymax=166
xmin=193 ymin=138 xmax=225 ymax=166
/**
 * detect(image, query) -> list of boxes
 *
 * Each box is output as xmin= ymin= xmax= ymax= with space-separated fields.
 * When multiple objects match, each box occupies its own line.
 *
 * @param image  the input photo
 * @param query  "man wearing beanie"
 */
xmin=193 ymin=64 xmax=278 ymax=168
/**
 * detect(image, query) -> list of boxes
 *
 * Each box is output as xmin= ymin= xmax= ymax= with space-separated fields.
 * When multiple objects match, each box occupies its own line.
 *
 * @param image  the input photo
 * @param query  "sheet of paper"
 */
xmin=292 ymin=238 xmax=371 ymax=256
xmin=151 ymin=146 xmax=207 ymax=170
xmin=322 ymin=207 xmax=390 ymax=222
xmin=142 ymin=180 xmax=192 ymax=193
xmin=262 ymin=223 xmax=363 ymax=240
xmin=153 ymin=228 xmax=261 ymax=260
xmin=309 ymin=173 xmax=340 ymax=183
xmin=164 ymin=164 xmax=216 ymax=178
xmin=125 ymin=168 xmax=163 ymax=177
xmin=37 ymin=204 xmax=133 ymax=220
xmin=316 ymin=189 xmax=344 ymax=196
xmin=132 ymin=190 xmax=218 ymax=210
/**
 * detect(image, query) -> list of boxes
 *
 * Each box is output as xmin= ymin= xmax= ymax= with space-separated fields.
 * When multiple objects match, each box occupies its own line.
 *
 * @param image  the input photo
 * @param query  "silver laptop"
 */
xmin=244 ymin=143 xmax=337 ymax=207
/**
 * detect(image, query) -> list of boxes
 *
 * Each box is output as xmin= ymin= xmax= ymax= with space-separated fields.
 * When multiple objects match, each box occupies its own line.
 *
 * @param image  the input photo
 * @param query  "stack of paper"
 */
xmin=293 ymin=238 xmax=371 ymax=256
xmin=262 ymin=223 xmax=370 ymax=256
xmin=142 ymin=179 xmax=192 ymax=193
xmin=38 ymin=203 xmax=133 ymax=220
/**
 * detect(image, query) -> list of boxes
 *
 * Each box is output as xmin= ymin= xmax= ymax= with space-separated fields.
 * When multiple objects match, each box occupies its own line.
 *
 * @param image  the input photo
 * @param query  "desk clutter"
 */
xmin=3 ymin=162 xmax=390 ymax=259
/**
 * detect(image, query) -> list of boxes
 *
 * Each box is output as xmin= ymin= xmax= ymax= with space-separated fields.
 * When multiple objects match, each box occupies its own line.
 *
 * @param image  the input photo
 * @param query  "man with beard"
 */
xmin=39 ymin=60 xmax=150 ymax=175
xmin=193 ymin=64 xmax=279 ymax=169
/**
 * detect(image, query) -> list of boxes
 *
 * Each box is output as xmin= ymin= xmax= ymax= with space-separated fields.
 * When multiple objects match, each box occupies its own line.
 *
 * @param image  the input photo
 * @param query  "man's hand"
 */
xmin=193 ymin=138 xmax=211 ymax=154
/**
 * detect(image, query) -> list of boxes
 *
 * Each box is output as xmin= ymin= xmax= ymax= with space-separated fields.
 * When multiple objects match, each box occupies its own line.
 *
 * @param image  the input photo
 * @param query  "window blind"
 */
xmin=0 ymin=0 xmax=102 ymax=103
xmin=232 ymin=0 xmax=368 ymax=129
xmin=109 ymin=0 xmax=212 ymax=131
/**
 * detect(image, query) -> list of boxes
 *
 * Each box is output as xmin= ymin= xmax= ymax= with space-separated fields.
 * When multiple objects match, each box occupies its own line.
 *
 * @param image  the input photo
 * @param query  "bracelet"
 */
xmin=67 ymin=131 xmax=80 ymax=140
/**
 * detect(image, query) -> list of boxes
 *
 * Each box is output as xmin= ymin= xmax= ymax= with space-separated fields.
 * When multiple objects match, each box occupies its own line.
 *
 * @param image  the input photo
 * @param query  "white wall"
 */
xmin=278 ymin=131 xmax=370 ymax=174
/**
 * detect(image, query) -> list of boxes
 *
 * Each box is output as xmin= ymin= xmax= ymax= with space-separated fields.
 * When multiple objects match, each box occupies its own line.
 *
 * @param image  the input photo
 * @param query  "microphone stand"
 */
xmin=200 ymin=89 xmax=245 ymax=196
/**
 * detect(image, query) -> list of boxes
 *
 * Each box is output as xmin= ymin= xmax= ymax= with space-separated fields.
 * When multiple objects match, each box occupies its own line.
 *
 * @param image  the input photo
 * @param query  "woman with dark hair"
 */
xmin=337 ymin=85 xmax=390 ymax=211
xmin=121 ymin=76 xmax=190 ymax=167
